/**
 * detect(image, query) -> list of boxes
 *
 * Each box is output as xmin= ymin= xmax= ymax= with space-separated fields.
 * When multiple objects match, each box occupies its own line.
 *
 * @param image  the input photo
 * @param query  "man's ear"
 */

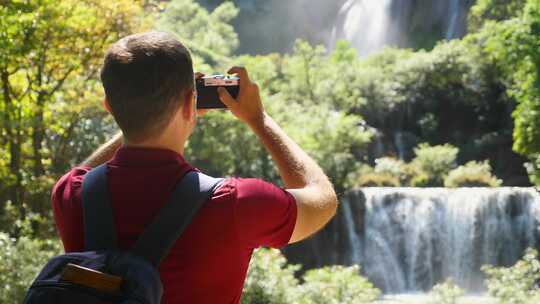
xmin=103 ymin=98 xmax=113 ymax=114
xmin=181 ymin=90 xmax=196 ymax=121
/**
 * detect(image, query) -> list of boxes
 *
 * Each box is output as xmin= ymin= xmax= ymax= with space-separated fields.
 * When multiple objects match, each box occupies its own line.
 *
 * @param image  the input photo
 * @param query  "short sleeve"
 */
xmin=231 ymin=178 xmax=297 ymax=249
xmin=51 ymin=166 xmax=91 ymax=252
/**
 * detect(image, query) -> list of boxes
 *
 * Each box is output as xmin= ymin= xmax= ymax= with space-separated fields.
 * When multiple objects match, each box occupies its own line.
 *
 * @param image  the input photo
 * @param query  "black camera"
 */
xmin=196 ymin=75 xmax=239 ymax=109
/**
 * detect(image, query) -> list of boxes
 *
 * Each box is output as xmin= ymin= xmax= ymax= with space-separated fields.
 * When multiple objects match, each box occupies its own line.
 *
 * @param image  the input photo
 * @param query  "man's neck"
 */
xmin=123 ymin=137 xmax=185 ymax=156
xmin=123 ymin=126 xmax=187 ymax=156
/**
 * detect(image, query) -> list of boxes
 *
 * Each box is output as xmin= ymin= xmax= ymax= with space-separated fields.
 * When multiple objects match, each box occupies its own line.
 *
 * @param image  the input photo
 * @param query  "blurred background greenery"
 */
xmin=2 ymin=0 xmax=540 ymax=303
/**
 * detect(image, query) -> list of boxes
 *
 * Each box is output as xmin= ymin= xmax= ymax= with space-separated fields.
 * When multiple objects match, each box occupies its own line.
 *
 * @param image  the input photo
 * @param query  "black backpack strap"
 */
xmin=82 ymin=164 xmax=118 ymax=251
xmin=131 ymin=171 xmax=224 ymax=267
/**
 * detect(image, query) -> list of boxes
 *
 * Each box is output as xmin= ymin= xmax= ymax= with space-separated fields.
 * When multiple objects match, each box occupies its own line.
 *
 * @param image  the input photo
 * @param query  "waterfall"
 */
xmin=332 ymin=0 xmax=398 ymax=56
xmin=331 ymin=0 xmax=470 ymax=55
xmin=344 ymin=188 xmax=540 ymax=294
xmin=342 ymin=198 xmax=362 ymax=265
xmin=446 ymin=0 xmax=461 ymax=39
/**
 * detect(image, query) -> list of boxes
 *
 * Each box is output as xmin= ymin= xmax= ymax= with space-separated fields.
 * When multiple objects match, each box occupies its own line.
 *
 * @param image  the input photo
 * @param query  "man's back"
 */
xmin=52 ymin=147 xmax=297 ymax=303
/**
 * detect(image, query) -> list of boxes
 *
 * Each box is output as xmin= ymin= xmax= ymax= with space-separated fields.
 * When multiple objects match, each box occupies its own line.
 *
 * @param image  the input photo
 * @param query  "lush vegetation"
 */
xmin=242 ymin=248 xmax=380 ymax=304
xmin=444 ymin=161 xmax=502 ymax=187
xmin=483 ymin=248 xmax=540 ymax=304
xmin=424 ymin=249 xmax=540 ymax=304
xmin=0 ymin=238 xmax=380 ymax=304
xmin=358 ymin=143 xmax=501 ymax=187
xmin=429 ymin=278 xmax=464 ymax=304
xmin=2 ymin=0 xmax=540 ymax=303
xmin=3 ymin=0 xmax=540 ymax=229
xmin=0 ymin=232 xmax=61 ymax=302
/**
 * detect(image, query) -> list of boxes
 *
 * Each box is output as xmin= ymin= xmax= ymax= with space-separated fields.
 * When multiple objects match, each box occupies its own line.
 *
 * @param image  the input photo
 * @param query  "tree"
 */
xmin=156 ymin=0 xmax=239 ymax=69
xmin=0 ymin=0 xmax=148 ymax=219
xmin=473 ymin=0 xmax=540 ymax=184
xmin=469 ymin=0 xmax=527 ymax=31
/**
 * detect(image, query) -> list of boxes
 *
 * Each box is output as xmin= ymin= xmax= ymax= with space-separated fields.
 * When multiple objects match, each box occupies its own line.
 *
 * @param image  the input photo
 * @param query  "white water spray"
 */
xmin=344 ymin=188 xmax=540 ymax=293
xmin=332 ymin=0 xmax=469 ymax=55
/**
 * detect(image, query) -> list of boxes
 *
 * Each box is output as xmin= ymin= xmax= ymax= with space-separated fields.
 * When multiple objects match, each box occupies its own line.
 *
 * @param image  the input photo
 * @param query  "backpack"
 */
xmin=23 ymin=164 xmax=223 ymax=304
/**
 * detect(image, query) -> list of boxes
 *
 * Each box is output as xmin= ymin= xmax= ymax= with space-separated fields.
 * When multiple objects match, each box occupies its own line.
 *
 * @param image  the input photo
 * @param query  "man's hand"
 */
xmin=217 ymin=66 xmax=265 ymax=126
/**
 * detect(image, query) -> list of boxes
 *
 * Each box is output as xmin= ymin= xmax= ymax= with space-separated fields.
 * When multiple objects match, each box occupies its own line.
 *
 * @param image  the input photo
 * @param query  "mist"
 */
xmin=198 ymin=0 xmax=472 ymax=55
xmin=198 ymin=0 xmax=348 ymax=54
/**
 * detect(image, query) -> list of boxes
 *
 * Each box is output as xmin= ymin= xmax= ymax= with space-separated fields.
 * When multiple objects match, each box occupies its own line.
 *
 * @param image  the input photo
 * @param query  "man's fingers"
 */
xmin=217 ymin=87 xmax=235 ymax=108
xmin=228 ymin=66 xmax=250 ymax=86
xmin=195 ymin=72 xmax=205 ymax=79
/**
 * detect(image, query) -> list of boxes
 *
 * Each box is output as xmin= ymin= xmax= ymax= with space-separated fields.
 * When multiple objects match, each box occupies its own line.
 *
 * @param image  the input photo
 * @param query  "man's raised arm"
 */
xmin=218 ymin=66 xmax=338 ymax=243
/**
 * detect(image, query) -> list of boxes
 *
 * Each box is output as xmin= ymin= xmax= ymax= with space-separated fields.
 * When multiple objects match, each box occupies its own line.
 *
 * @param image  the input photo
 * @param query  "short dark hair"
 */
xmin=100 ymin=31 xmax=194 ymax=141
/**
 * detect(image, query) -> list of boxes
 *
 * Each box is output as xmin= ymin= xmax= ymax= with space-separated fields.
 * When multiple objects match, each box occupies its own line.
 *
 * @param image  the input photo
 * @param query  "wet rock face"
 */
xmin=283 ymin=188 xmax=540 ymax=294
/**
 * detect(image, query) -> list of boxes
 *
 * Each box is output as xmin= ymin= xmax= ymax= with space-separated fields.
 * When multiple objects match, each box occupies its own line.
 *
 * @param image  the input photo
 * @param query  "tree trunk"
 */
xmin=1 ymin=69 xmax=24 ymax=216
xmin=32 ymin=93 xmax=45 ymax=176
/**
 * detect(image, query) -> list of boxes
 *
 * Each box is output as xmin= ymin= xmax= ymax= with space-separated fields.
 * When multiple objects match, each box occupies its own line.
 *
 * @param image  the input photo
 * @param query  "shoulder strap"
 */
xmin=131 ymin=171 xmax=224 ymax=267
xmin=82 ymin=164 xmax=118 ymax=251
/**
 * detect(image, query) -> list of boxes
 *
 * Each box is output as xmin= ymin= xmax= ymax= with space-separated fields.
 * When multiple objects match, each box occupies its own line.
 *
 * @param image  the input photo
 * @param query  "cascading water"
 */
xmin=333 ymin=0 xmax=397 ymax=55
xmin=342 ymin=188 xmax=540 ymax=294
xmin=331 ymin=0 xmax=470 ymax=55
xmin=446 ymin=0 xmax=462 ymax=39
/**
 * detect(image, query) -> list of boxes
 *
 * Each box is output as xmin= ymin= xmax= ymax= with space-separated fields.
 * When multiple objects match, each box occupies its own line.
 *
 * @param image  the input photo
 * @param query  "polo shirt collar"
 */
xmin=109 ymin=147 xmax=189 ymax=167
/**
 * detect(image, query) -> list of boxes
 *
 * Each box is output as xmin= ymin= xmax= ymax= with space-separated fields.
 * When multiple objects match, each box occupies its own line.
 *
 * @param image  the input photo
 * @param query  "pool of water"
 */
xmin=373 ymin=293 xmax=495 ymax=304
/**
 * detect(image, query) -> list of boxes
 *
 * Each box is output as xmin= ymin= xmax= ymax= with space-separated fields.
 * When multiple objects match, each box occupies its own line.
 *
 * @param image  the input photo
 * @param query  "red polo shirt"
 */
xmin=51 ymin=147 xmax=297 ymax=303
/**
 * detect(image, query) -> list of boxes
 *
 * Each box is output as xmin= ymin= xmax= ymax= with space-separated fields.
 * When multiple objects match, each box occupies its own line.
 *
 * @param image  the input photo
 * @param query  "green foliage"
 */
xmin=339 ymin=38 xmax=519 ymax=184
xmin=156 ymin=0 xmax=239 ymax=68
xmin=373 ymin=157 xmax=404 ymax=177
xmin=0 ymin=201 xmax=55 ymax=239
xmin=357 ymin=157 xmax=423 ymax=187
xmin=358 ymin=173 xmax=400 ymax=187
xmin=0 ymin=0 xmax=148 ymax=219
xmin=358 ymin=145 xmax=498 ymax=188
xmin=429 ymin=278 xmax=464 ymax=304
xmin=483 ymin=248 xmax=540 ymax=304
xmin=242 ymin=249 xmax=380 ymax=304
xmin=242 ymin=248 xmax=300 ymax=304
xmin=296 ymin=265 xmax=380 ymax=304
xmin=524 ymin=153 xmax=540 ymax=185
xmin=444 ymin=161 xmax=502 ymax=187
xmin=471 ymin=0 xmax=540 ymax=184
xmin=4 ymin=1 xmax=540 ymax=302
xmin=413 ymin=143 xmax=459 ymax=186
xmin=0 ymin=233 xmax=61 ymax=304
xmin=372 ymin=157 xmax=430 ymax=187
xmin=402 ymin=163 xmax=431 ymax=187
xmin=469 ymin=0 xmax=527 ymax=31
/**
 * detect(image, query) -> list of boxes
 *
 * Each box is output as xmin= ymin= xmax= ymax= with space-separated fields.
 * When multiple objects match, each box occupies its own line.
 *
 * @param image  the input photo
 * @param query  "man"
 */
xmin=52 ymin=31 xmax=337 ymax=303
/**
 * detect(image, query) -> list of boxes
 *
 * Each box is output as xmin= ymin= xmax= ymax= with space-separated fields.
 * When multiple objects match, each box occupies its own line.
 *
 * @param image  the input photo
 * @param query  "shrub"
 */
xmin=0 ymin=233 xmax=61 ymax=303
xmin=400 ymin=162 xmax=430 ymax=187
xmin=374 ymin=157 xmax=404 ymax=176
xmin=444 ymin=161 xmax=503 ymax=187
xmin=429 ymin=278 xmax=464 ymax=304
xmin=363 ymin=157 xmax=432 ymax=187
xmin=242 ymin=248 xmax=300 ymax=304
xmin=412 ymin=143 xmax=459 ymax=186
xmin=358 ymin=173 xmax=400 ymax=187
xmin=242 ymin=249 xmax=381 ymax=304
xmin=482 ymin=248 xmax=540 ymax=304
xmin=296 ymin=265 xmax=380 ymax=304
